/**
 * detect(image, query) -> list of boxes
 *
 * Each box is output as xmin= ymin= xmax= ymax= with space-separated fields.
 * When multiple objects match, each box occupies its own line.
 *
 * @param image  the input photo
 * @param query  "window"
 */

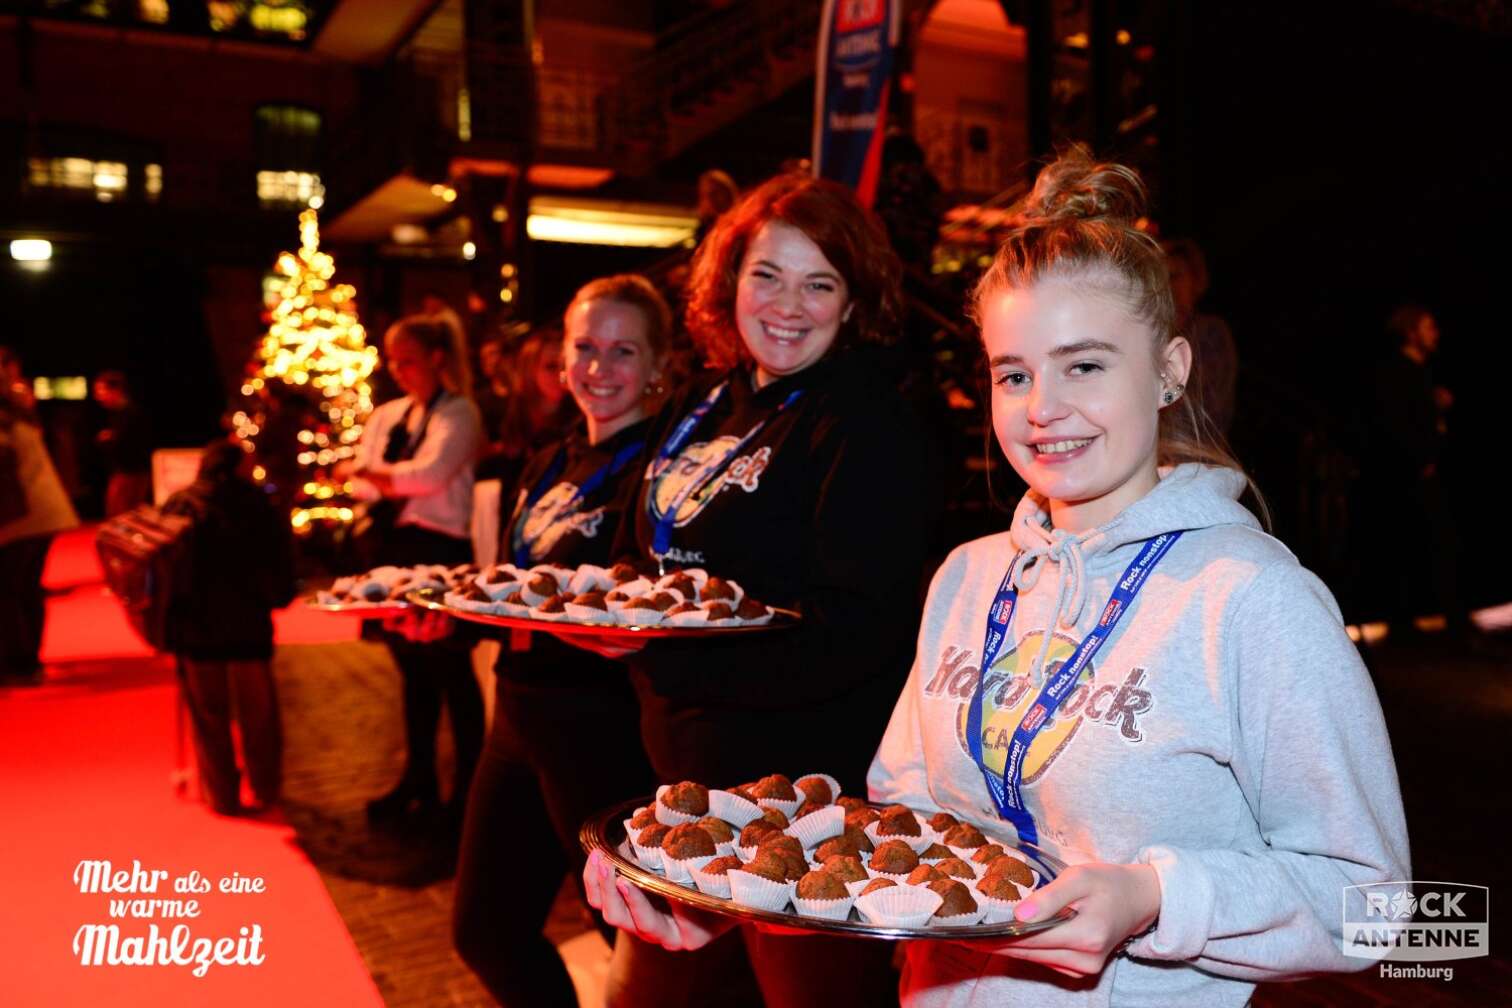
xmin=255 ymin=104 xmax=323 ymax=209
xmin=27 ymin=157 xmax=134 ymax=202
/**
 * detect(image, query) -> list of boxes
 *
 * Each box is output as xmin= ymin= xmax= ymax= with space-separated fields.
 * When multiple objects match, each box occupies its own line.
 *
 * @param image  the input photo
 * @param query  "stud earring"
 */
xmin=1162 ymin=390 xmax=1175 ymax=405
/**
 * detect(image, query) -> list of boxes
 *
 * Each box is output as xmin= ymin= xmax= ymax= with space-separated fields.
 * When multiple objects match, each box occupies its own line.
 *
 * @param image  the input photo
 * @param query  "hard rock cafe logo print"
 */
xmin=924 ymin=633 xmax=1154 ymax=783
xmin=649 ymin=438 xmax=770 ymax=527
xmin=515 ymin=483 xmax=606 ymax=558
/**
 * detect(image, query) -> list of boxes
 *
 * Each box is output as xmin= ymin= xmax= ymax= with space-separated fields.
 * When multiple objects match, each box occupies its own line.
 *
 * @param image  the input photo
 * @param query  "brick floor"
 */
xmin=271 ymin=634 xmax=1508 ymax=1006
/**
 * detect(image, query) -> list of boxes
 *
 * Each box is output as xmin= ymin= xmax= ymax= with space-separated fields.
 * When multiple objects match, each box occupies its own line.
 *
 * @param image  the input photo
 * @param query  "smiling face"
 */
xmin=734 ymin=221 xmax=852 ymax=386
xmin=384 ymin=331 xmax=444 ymax=400
xmin=564 ymin=298 xmax=661 ymax=442
xmin=982 ymin=273 xmax=1190 ymax=531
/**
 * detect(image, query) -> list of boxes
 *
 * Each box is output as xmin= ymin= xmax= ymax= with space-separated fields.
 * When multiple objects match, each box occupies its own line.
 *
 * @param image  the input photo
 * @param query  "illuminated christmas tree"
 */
xmin=232 ymin=209 xmax=377 ymax=532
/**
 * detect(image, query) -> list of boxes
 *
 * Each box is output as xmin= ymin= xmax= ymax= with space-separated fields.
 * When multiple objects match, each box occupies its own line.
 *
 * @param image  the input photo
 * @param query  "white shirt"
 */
xmin=352 ymin=392 xmax=482 ymax=540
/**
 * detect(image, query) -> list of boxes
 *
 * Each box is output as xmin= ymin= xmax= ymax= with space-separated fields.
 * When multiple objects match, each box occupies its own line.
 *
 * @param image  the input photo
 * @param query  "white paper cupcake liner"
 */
xmin=665 ymin=608 xmax=710 ymax=627
xmin=481 ymin=581 xmax=522 ymax=601
xmin=653 ymin=786 xmax=706 ymax=827
xmin=661 ymin=852 xmax=715 ymax=884
xmin=792 ymin=894 xmax=856 ymax=921
xmin=863 ymin=866 xmax=912 ymax=884
xmin=563 ymin=603 xmax=615 ymax=624
xmin=842 ymin=876 xmax=874 ymax=898
xmin=786 ymin=805 xmax=844 ymax=850
xmin=520 ymin=587 xmax=555 ymax=607
xmin=977 ymin=892 xmax=1022 ymax=924
xmin=609 ymin=577 xmax=654 ymax=599
xmin=864 ymin=820 xmax=933 ymax=854
xmin=727 ymin=871 xmax=795 ymax=912
xmin=734 ymin=609 xmax=774 ymax=626
xmin=734 ymin=842 xmax=760 ymax=862
xmin=713 ymin=840 xmax=737 ymax=858
xmin=855 ymin=886 xmax=942 ymax=928
xmin=629 ymin=841 xmax=664 ymax=872
xmin=708 ymin=789 xmax=765 ymax=827
xmin=756 ymin=795 xmax=804 ymax=820
xmin=616 ymin=606 xmax=665 ymax=627
xmin=792 ymin=773 xmax=842 ymax=806
xmin=948 ymin=845 xmax=993 ymax=870
xmin=496 ymin=599 xmax=532 ymax=617
xmin=568 ymin=565 xmax=614 ymax=594
xmin=689 ymin=865 xmax=734 ymax=899
xmin=528 ymin=607 xmax=571 ymax=622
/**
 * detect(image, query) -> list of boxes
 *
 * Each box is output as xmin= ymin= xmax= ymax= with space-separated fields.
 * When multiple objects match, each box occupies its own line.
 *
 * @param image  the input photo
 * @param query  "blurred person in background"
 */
xmin=162 ymin=439 xmax=295 ymax=815
xmin=1 ymin=346 xmax=78 ymax=686
xmin=1163 ymin=239 xmax=1237 ymax=437
xmin=475 ymin=332 xmax=515 ymax=481
xmin=92 ymin=370 xmax=153 ymax=516
xmin=490 ymin=326 xmax=579 ymax=495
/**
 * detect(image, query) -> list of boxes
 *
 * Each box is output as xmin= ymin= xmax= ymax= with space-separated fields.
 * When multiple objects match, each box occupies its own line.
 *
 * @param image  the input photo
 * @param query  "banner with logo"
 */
xmin=812 ymin=0 xmax=900 ymax=207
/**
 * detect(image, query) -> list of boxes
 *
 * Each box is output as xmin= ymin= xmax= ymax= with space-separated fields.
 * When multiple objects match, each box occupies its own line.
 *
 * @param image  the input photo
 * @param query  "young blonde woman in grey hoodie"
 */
xmin=866 ymin=148 xmax=1408 ymax=1005
xmin=583 ymin=148 xmax=1408 ymax=1006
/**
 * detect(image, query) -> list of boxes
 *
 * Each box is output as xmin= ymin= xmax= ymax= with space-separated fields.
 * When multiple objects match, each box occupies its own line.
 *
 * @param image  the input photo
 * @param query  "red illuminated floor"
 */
xmin=0 ymin=527 xmax=378 ymax=1008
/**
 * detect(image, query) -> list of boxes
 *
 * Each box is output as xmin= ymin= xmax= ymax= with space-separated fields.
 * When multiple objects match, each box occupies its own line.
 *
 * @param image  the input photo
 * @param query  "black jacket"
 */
xmin=164 ymin=478 xmax=296 ymax=661
xmin=614 ymin=347 xmax=939 ymax=794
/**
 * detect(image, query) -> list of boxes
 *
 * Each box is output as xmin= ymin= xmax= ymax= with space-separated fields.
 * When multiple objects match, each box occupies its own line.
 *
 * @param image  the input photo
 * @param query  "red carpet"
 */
xmin=1 ymin=528 xmax=379 ymax=1007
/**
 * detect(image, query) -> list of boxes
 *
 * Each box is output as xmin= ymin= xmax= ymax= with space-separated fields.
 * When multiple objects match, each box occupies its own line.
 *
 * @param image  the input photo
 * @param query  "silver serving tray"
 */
xmin=579 ymin=796 xmax=1075 ymax=940
xmin=303 ymin=597 xmax=410 ymax=618
xmin=407 ymin=587 xmax=800 ymax=640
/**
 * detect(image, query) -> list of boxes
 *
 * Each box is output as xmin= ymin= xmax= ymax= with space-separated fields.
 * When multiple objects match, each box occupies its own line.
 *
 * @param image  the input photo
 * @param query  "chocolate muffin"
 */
xmin=661 ymin=824 xmax=717 ymax=860
xmin=527 ymin=572 xmax=559 ymax=597
xmin=927 ymin=811 xmax=960 ymax=833
xmin=934 ymin=857 xmax=977 ymax=880
xmin=920 ymin=843 xmax=954 ymax=861
xmin=756 ymin=834 xmax=803 ymax=859
xmin=730 ymin=783 xmax=758 ymax=801
xmin=821 ymin=854 xmax=868 ymax=884
xmin=845 ymin=807 xmax=881 ymax=829
xmin=357 ymin=583 xmax=388 ymax=602
xmin=536 ymin=593 xmax=569 ymax=613
xmin=795 ymin=775 xmax=835 ymax=805
xmin=983 ymin=855 xmax=1035 ymax=889
xmin=971 ymin=844 xmax=1008 ymax=866
xmin=662 ymin=573 xmax=698 ymax=599
xmin=751 ymin=774 xmax=797 ymax=801
xmin=695 ymin=817 xmax=735 ymax=844
xmin=796 ymin=870 xmax=848 ymax=901
xmin=815 ymin=835 xmax=860 ymax=861
xmin=701 ymin=576 xmax=736 ymax=601
xmin=665 ymin=600 xmax=699 ymax=616
xmin=835 ymin=796 xmax=868 ymax=814
xmin=906 ymin=865 xmax=948 ymax=886
xmin=606 ymin=589 xmax=632 ymax=603
xmin=702 ymin=601 xmax=736 ymax=621
xmin=976 ymin=873 xmax=1025 ymax=901
xmin=844 ymin=825 xmax=875 ymax=853
xmin=742 ymin=851 xmax=792 ymax=883
xmin=649 ymin=591 xmax=680 ymax=611
xmin=735 ymin=597 xmax=770 ymax=620
xmin=761 ymin=807 xmax=790 ymax=829
xmin=571 ymin=590 xmax=609 ymax=610
xmin=739 ymin=820 xmax=780 ymax=847
xmin=869 ymin=840 xmax=920 ymax=875
xmin=609 ymin=562 xmax=641 ymax=583
xmin=629 ymin=806 xmax=658 ymax=830
xmin=484 ymin=565 xmax=515 ymax=584
xmin=503 ymin=590 xmax=527 ymax=606
xmin=929 ymin=879 xmax=979 ymax=918
xmin=794 ymin=800 xmax=829 ymax=821
xmin=625 ymin=594 xmax=675 ymax=613
xmin=701 ymin=855 xmax=744 ymax=877
xmin=460 ymin=583 xmax=491 ymax=602
xmin=942 ymin=823 xmax=988 ymax=849
xmin=636 ymin=824 xmax=671 ymax=848
xmin=660 ymin=781 xmax=710 ymax=816
xmin=877 ymin=805 xmax=922 ymax=838
xmin=860 ymin=878 xmax=897 ymax=897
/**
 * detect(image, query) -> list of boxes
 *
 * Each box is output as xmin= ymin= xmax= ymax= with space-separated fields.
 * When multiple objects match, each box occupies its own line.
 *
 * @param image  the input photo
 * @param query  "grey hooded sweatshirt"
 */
xmin=868 ymin=464 xmax=1409 ymax=1007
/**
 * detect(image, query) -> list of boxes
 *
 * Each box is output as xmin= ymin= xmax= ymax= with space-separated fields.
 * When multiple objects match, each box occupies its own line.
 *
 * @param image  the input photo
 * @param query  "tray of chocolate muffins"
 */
xmin=307 ymin=563 xmax=482 ymax=617
xmin=406 ymin=562 xmax=799 ymax=637
xmin=579 ymin=774 xmax=1074 ymax=939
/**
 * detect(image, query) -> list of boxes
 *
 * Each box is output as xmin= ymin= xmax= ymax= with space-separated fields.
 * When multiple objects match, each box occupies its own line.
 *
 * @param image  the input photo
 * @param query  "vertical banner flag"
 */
xmin=813 ymin=0 xmax=900 ymax=207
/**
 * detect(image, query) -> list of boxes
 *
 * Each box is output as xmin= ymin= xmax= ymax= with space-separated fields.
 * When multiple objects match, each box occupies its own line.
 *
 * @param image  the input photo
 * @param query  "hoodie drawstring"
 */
xmin=1012 ymin=518 xmax=1093 ymax=683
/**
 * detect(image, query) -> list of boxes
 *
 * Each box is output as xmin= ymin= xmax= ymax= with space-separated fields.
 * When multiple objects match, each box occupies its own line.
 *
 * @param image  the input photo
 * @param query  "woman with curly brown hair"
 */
xmin=585 ymin=173 xmax=937 ymax=1007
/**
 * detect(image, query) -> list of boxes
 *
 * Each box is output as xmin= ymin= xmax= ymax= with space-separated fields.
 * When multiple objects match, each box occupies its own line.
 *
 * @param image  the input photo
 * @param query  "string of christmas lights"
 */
xmin=233 ymin=209 xmax=377 ymax=531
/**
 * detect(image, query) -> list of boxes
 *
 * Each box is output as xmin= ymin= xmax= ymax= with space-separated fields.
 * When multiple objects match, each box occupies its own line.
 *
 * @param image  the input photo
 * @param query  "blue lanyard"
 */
xmin=510 ymin=436 xmax=645 ymax=566
xmin=965 ymin=532 xmax=1182 ymax=847
xmin=646 ymin=380 xmax=801 ymax=571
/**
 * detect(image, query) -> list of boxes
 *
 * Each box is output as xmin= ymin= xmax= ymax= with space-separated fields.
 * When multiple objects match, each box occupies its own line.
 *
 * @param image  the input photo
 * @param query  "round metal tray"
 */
xmin=579 ymin=796 xmax=1074 ymax=940
xmin=407 ymin=587 xmax=800 ymax=640
xmin=303 ymin=598 xmax=411 ymax=618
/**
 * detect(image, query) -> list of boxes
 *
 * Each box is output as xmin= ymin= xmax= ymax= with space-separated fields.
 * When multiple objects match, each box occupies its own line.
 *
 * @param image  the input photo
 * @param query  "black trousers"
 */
xmin=0 ymin=533 xmax=52 ymax=678
xmin=178 ymin=657 xmax=282 ymax=813
xmin=378 ymin=525 xmax=483 ymax=807
xmin=453 ymin=664 xmax=655 ymax=1007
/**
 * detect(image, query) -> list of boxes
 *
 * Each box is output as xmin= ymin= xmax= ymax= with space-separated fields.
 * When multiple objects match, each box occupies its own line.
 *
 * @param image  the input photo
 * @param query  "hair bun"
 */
xmin=1022 ymin=144 xmax=1147 ymax=226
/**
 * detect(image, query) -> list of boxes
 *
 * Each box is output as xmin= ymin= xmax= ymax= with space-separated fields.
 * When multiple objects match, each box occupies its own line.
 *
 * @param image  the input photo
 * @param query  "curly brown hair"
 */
xmin=685 ymin=174 xmax=903 ymax=371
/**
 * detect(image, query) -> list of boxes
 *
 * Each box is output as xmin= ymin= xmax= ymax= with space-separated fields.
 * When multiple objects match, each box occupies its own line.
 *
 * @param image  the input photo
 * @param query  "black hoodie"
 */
xmin=614 ymin=346 xmax=938 ymax=794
